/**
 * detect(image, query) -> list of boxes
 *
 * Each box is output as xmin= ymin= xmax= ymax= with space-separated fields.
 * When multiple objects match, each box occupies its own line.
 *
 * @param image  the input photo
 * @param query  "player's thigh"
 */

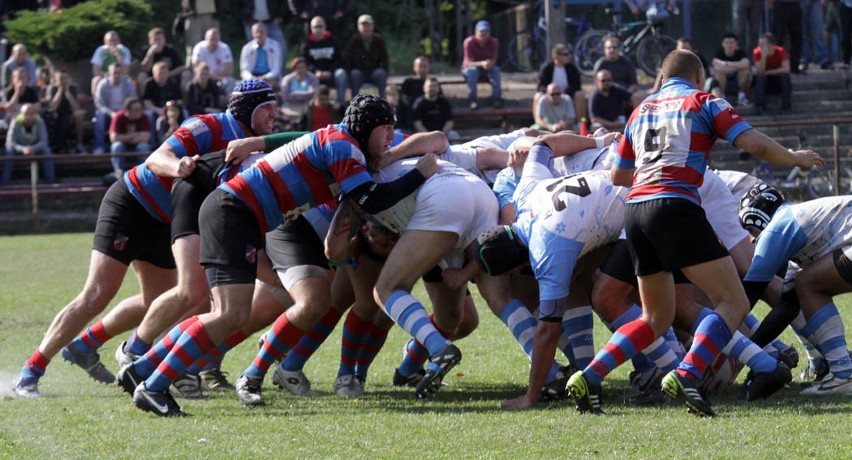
xmin=375 ymin=230 xmax=458 ymax=300
xmin=796 ymin=248 xmax=852 ymax=309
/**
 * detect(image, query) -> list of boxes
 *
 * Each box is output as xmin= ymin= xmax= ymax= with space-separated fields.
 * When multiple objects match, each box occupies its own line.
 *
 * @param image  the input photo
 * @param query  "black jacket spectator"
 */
xmin=537 ymin=61 xmax=583 ymax=97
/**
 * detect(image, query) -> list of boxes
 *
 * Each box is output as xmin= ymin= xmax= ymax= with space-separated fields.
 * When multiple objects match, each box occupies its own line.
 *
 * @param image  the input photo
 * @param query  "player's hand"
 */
xmin=175 ymin=155 xmax=199 ymax=178
xmin=507 ymin=148 xmax=528 ymax=167
xmin=415 ymin=153 xmax=439 ymax=178
xmin=791 ymin=149 xmax=825 ymax=169
xmin=500 ymin=394 xmax=536 ymax=410
xmin=601 ymin=131 xmax=621 ymax=146
xmin=226 ymin=137 xmax=265 ymax=165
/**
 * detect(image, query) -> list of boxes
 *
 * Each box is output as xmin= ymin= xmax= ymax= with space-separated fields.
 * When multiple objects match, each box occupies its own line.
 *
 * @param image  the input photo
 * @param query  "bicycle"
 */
xmin=574 ymin=6 xmax=677 ymax=78
xmin=506 ymin=11 xmax=592 ymax=72
xmin=746 ymin=131 xmax=852 ymax=201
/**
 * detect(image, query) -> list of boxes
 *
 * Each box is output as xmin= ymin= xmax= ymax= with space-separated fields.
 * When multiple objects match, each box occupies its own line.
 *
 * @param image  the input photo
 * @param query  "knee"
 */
xmin=218 ymin=304 xmax=251 ymax=329
xmin=591 ymin=285 xmax=631 ymax=323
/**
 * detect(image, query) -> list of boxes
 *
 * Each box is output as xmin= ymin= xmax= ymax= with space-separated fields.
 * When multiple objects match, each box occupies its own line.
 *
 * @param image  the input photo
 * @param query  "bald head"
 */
xmin=660 ymin=49 xmax=704 ymax=85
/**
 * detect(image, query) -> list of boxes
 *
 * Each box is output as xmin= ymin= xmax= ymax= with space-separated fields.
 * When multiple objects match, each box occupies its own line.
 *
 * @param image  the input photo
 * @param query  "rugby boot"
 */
xmin=60 ymin=346 xmax=115 ymax=384
xmin=740 ymin=362 xmax=792 ymax=401
xmin=235 ymin=373 xmax=265 ymax=406
xmin=415 ymin=343 xmax=462 ymax=399
xmin=661 ymin=370 xmax=715 ymax=417
xmin=566 ymin=371 xmax=604 ymax=414
xmin=133 ymin=384 xmax=187 ymax=417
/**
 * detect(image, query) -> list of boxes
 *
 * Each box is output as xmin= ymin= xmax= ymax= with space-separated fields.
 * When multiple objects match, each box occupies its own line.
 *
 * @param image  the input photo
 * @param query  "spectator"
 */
xmin=89 ymin=30 xmax=132 ymax=95
xmin=593 ymin=35 xmax=644 ymax=107
xmin=44 ymin=69 xmax=86 ymax=153
xmin=533 ymin=83 xmax=576 ymax=132
xmin=711 ymin=33 xmax=752 ymax=105
xmin=734 ymin=0 xmax=763 ymax=53
xmin=109 ymin=97 xmax=150 ymax=177
xmin=180 ymin=0 xmax=227 ymax=59
xmin=401 ymin=55 xmax=430 ymax=107
xmin=240 ymin=22 xmax=284 ymax=88
xmin=462 ymin=20 xmax=503 ymax=110
xmin=589 ymin=69 xmax=630 ymax=131
xmin=185 ymin=61 xmax=223 ymax=115
xmin=769 ymin=0 xmax=803 ymax=72
xmin=1 ymin=67 xmax=40 ymax=126
xmin=301 ymin=15 xmax=348 ymax=108
xmin=800 ymin=0 xmax=830 ymax=70
xmin=137 ymin=27 xmax=187 ymax=90
xmin=93 ymin=63 xmax=137 ymax=154
xmin=289 ymin=0 xmax=351 ymax=37
xmin=753 ymin=32 xmax=792 ymax=114
xmin=412 ymin=77 xmax=454 ymax=136
xmin=676 ymin=37 xmax=711 ymax=75
xmin=280 ymin=56 xmax=319 ymax=127
xmin=305 ymin=85 xmax=340 ymax=130
xmin=344 ymin=14 xmax=389 ymax=98
xmin=155 ymin=100 xmax=185 ymax=145
xmin=385 ymin=84 xmax=412 ymax=133
xmin=2 ymin=103 xmax=53 ymax=185
xmin=536 ymin=43 xmax=587 ymax=124
xmin=824 ymin=0 xmax=843 ymax=65
xmin=190 ymin=27 xmax=235 ymax=94
xmin=1 ymin=43 xmax=37 ymax=91
xmin=625 ymin=0 xmax=677 ymax=18
xmin=238 ymin=0 xmax=288 ymax=56
xmin=142 ymin=62 xmax=183 ymax=143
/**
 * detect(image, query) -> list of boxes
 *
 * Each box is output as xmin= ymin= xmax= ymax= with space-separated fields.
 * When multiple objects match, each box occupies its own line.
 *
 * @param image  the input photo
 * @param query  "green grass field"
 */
xmin=1 ymin=233 xmax=851 ymax=459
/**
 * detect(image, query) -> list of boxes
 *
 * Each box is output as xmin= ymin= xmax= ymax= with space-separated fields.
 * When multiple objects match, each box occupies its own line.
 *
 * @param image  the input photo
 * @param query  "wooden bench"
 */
xmin=453 ymin=107 xmax=532 ymax=131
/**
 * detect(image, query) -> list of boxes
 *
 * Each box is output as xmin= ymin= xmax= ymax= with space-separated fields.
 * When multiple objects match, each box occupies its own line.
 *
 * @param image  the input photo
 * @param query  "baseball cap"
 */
xmin=475 ymin=20 xmax=491 ymax=32
xmin=358 ymin=14 xmax=374 ymax=24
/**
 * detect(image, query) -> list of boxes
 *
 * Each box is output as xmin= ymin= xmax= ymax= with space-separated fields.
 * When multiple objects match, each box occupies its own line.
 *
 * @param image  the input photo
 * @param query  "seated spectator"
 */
xmin=156 ymin=100 xmax=185 ymax=145
xmin=109 ymin=97 xmax=150 ymax=177
xmin=240 ymin=22 xmax=284 ymax=88
xmin=281 ymin=56 xmax=320 ymax=114
xmin=385 ymin=84 xmax=412 ymax=133
xmin=590 ymin=69 xmax=630 ymax=131
xmin=90 ymin=30 xmax=132 ymax=95
xmin=1 ymin=44 xmax=37 ymax=92
xmin=712 ymin=33 xmax=752 ymax=105
xmin=593 ymin=35 xmax=644 ymax=107
xmin=185 ymin=62 xmax=223 ymax=115
xmin=2 ymin=68 xmax=40 ymax=128
xmin=401 ymin=55 xmax=431 ymax=107
xmin=412 ymin=77 xmax=455 ymax=137
xmin=238 ymin=1 xmax=288 ymax=58
xmin=191 ymin=27 xmax=235 ymax=95
xmin=344 ymin=14 xmax=389 ymax=98
xmin=93 ymin=63 xmax=137 ymax=154
xmin=533 ymin=83 xmax=576 ymax=132
xmin=142 ymin=62 xmax=183 ymax=144
xmin=462 ymin=20 xmax=502 ymax=109
xmin=305 ymin=85 xmax=341 ymax=131
xmin=302 ymin=15 xmax=348 ymax=108
xmin=753 ymin=32 xmax=792 ymax=114
xmin=137 ymin=27 xmax=187 ymax=92
xmin=2 ymin=103 xmax=54 ymax=185
xmin=44 ymin=69 xmax=86 ymax=153
xmin=537 ymin=43 xmax=587 ymax=123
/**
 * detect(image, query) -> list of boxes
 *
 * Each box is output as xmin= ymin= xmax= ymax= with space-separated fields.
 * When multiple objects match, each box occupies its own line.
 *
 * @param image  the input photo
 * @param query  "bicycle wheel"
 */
xmin=635 ymin=34 xmax=677 ymax=77
xmin=574 ymin=29 xmax=609 ymax=77
xmin=806 ymin=166 xmax=835 ymax=199
xmin=507 ymin=30 xmax=546 ymax=72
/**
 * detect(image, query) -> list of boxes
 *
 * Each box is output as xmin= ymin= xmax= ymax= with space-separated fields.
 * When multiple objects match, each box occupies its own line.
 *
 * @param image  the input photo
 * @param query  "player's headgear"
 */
xmin=738 ymin=183 xmax=786 ymax=232
xmin=342 ymin=94 xmax=396 ymax=152
xmin=473 ymin=225 xmax=530 ymax=276
xmin=227 ymin=79 xmax=276 ymax=134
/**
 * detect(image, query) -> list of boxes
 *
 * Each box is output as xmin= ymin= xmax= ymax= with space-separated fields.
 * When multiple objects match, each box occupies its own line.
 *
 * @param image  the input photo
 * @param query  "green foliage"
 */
xmin=4 ymin=0 xmax=154 ymax=62
xmin=0 ymin=233 xmax=851 ymax=458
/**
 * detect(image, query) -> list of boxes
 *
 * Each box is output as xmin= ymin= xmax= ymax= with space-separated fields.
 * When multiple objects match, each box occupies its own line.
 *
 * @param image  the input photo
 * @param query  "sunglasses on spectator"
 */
xmin=599 ymin=78 xmax=613 ymax=82
xmin=549 ymin=92 xmax=562 ymax=96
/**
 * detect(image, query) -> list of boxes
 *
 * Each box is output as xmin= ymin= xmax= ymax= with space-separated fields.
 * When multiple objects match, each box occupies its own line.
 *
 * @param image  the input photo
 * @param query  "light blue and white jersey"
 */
xmin=551 ymin=143 xmax=616 ymax=177
xmin=744 ymin=196 xmax=852 ymax=283
xmin=511 ymin=145 xmax=628 ymax=301
xmin=370 ymin=157 xmax=480 ymax=233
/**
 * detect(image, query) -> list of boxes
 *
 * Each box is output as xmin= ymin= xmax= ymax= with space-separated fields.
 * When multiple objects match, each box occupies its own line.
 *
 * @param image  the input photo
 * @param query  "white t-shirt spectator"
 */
xmin=191 ymin=41 xmax=234 ymax=77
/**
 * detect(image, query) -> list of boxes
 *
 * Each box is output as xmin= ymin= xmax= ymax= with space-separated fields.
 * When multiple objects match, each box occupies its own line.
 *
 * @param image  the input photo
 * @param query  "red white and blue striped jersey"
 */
xmin=219 ymin=124 xmax=374 ymax=233
xmin=123 ymin=111 xmax=245 ymax=222
xmin=614 ymin=77 xmax=751 ymax=204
